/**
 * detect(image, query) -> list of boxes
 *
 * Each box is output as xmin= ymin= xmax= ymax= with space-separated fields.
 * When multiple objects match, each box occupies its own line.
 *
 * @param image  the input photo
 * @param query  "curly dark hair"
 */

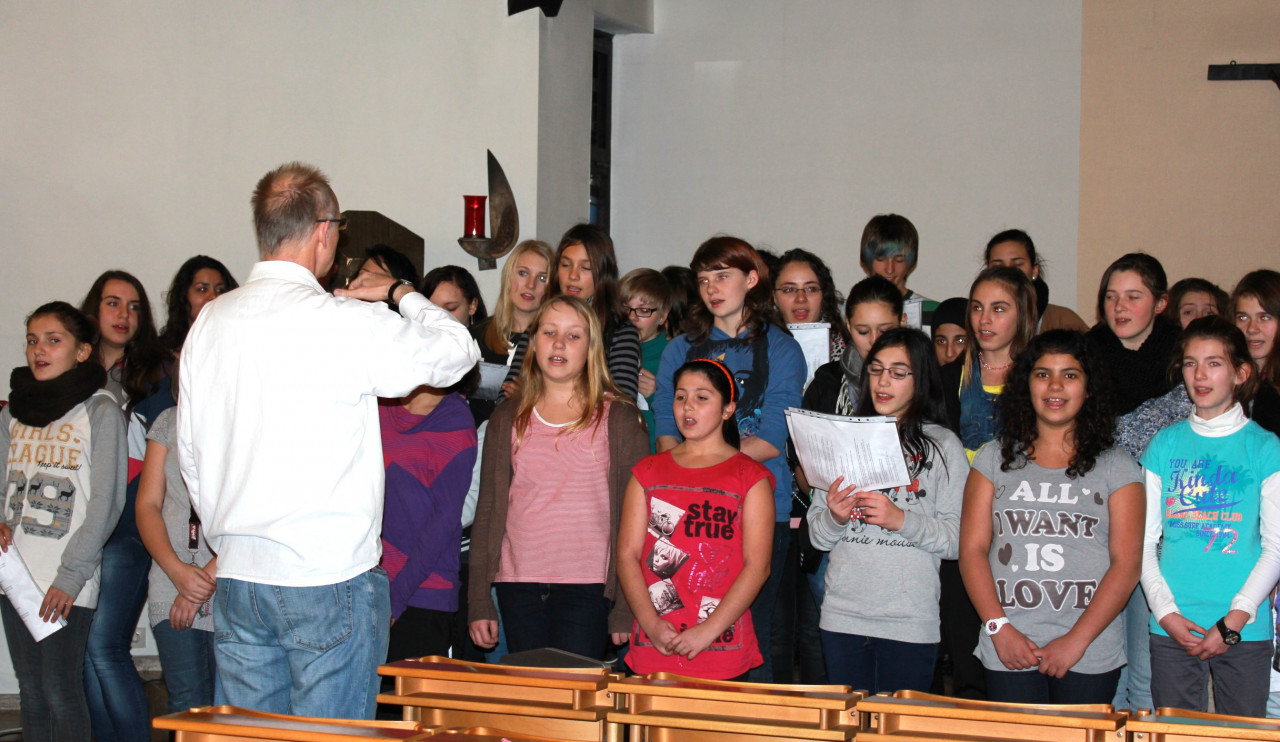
xmin=159 ymin=255 xmax=238 ymax=353
xmin=777 ymin=248 xmax=852 ymax=344
xmin=996 ymin=329 xmax=1115 ymax=478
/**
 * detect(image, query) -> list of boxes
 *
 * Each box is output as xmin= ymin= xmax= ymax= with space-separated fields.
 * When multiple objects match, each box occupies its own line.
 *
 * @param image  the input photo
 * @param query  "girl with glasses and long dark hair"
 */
xmin=809 ymin=328 xmax=967 ymax=694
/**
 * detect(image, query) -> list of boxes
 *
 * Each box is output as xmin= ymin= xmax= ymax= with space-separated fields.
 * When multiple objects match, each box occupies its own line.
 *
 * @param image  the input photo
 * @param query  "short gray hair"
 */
xmin=251 ymin=162 xmax=338 ymax=256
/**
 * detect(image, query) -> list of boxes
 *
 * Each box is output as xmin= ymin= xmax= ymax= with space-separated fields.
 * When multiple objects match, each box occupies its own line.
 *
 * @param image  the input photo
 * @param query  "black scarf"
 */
xmin=8 ymin=363 xmax=107 ymax=428
xmin=1087 ymin=316 xmax=1180 ymax=417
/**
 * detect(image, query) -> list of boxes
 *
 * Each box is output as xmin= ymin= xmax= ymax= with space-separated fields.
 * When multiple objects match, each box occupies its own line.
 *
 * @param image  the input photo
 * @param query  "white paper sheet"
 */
xmin=784 ymin=408 xmax=911 ymax=492
xmin=787 ymin=323 xmax=831 ymax=391
xmin=903 ymin=297 xmax=924 ymax=331
xmin=0 ymin=544 xmax=65 ymax=641
xmin=473 ymin=362 xmax=508 ymax=401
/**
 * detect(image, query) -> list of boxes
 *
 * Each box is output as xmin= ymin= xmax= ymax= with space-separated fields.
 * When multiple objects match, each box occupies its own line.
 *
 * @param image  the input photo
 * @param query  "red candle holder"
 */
xmin=463 ymin=195 xmax=487 ymax=238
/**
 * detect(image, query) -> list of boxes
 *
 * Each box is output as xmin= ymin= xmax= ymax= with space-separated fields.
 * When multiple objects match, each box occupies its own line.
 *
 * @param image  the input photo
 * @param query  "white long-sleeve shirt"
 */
xmin=177 ymin=260 xmax=480 ymax=587
xmin=1140 ymin=403 xmax=1280 ymax=626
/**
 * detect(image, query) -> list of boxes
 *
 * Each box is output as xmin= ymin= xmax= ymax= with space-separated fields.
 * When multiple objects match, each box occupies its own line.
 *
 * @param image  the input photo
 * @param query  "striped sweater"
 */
xmin=378 ymin=393 xmax=477 ymax=618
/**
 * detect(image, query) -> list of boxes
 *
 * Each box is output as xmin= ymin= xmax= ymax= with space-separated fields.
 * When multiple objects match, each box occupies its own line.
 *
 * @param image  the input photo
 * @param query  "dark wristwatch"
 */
xmin=386 ymin=279 xmax=414 ymax=311
xmin=1216 ymin=617 xmax=1241 ymax=646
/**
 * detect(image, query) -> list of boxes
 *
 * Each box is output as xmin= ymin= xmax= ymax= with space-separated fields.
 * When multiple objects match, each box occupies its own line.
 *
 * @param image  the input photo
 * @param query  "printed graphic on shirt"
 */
xmin=686 ymin=336 xmax=767 ymax=439
xmin=989 ymin=478 xmax=1102 ymax=611
xmin=647 ymin=537 xmax=690 ymax=580
xmin=697 ymin=596 xmax=719 ymax=624
xmin=649 ymin=579 xmax=683 ymax=615
xmin=6 ymin=421 xmax=83 ymax=540
xmin=839 ymin=463 xmax=927 ymax=544
xmin=1162 ymin=455 xmax=1247 ymax=545
xmin=648 ymin=497 xmax=685 ymax=540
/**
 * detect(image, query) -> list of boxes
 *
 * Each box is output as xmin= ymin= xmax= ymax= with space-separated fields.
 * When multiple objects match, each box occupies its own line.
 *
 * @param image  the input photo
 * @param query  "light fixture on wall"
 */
xmin=458 ymin=150 xmax=519 ymax=270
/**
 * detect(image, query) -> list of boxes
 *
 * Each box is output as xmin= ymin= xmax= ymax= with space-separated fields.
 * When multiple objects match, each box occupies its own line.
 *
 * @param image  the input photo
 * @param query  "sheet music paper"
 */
xmin=474 ymin=362 xmax=508 ymax=401
xmin=787 ymin=323 xmax=831 ymax=391
xmin=784 ymin=408 xmax=911 ymax=492
xmin=0 ymin=544 xmax=65 ymax=641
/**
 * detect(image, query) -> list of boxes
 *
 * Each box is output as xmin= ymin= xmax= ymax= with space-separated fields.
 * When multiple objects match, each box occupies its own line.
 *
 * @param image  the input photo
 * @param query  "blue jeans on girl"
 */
xmin=2 ymin=598 xmax=95 ymax=742
xmin=83 ymin=503 xmax=151 ymax=742
xmin=820 ymin=630 xmax=938 ymax=694
xmin=152 ymin=620 xmax=216 ymax=713
xmin=495 ymin=582 xmax=611 ymax=660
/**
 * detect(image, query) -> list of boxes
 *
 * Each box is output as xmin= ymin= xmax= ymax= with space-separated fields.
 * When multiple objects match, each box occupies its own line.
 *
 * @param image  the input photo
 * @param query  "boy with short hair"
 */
xmin=620 ymin=268 xmax=672 ymax=452
xmin=860 ymin=213 xmax=937 ymax=330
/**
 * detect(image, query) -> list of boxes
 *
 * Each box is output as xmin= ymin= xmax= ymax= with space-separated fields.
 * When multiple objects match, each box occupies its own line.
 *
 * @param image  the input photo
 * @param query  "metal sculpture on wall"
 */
xmin=458 ymin=150 xmax=520 ymax=270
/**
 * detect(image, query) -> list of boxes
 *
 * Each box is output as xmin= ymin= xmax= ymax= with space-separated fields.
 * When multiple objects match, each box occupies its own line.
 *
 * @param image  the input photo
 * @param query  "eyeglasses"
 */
xmin=866 ymin=364 xmax=913 ymax=380
xmin=775 ymin=286 xmax=822 ymax=296
xmin=316 ymin=217 xmax=349 ymax=231
xmin=626 ymin=306 xmax=659 ymax=318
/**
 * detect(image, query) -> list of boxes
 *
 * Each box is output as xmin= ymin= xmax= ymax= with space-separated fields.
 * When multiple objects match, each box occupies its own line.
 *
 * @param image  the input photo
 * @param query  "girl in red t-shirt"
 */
xmin=617 ymin=358 xmax=775 ymax=679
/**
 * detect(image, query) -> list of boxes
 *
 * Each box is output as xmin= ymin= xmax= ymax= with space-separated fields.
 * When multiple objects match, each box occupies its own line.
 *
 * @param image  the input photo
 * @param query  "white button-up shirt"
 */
xmin=177 ymin=260 xmax=481 ymax=587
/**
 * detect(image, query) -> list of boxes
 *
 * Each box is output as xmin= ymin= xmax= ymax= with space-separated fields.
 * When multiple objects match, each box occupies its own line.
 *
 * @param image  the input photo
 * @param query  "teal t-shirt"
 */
xmin=639 ymin=333 xmax=670 ymax=453
xmin=1142 ymin=419 xmax=1280 ymax=640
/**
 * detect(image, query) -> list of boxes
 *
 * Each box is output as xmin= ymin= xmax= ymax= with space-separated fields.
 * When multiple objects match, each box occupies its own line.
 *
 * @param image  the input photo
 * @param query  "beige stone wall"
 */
xmin=1079 ymin=0 xmax=1280 ymax=319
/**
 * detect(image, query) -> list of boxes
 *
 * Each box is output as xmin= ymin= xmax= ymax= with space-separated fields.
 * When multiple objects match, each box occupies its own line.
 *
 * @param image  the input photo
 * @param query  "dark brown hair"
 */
xmin=1231 ymin=269 xmax=1280 ymax=386
xmin=80 ymin=270 xmax=166 ymax=407
xmin=1176 ymin=315 xmax=1260 ymax=408
xmin=685 ymin=236 xmax=780 ymax=344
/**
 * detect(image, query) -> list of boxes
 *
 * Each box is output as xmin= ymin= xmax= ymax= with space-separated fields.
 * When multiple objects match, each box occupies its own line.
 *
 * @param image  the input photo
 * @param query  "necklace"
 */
xmin=979 ymin=351 xmax=1013 ymax=372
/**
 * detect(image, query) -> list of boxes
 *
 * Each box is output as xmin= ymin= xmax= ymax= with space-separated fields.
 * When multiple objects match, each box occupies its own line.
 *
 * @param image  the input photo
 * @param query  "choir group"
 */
xmin=3 ymin=165 xmax=1280 ymax=740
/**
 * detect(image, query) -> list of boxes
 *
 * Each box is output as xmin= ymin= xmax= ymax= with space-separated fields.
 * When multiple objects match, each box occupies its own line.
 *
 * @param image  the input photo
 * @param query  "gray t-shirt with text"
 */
xmin=972 ymin=442 xmax=1140 ymax=674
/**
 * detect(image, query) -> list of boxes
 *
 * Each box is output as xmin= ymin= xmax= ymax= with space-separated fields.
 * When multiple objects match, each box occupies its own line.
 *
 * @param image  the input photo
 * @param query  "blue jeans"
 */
xmin=1111 ymin=587 xmax=1153 ymax=710
xmin=1 ymin=598 xmax=95 ymax=742
xmin=84 ymin=508 xmax=151 ymax=742
xmin=213 ymin=568 xmax=390 ymax=720
xmin=987 ymin=666 xmax=1122 ymax=705
xmin=746 ymin=522 xmax=790 ymax=683
xmin=494 ymin=582 xmax=611 ymax=660
xmin=821 ymin=630 xmax=938 ymax=694
xmin=152 ymin=621 xmax=217 ymax=713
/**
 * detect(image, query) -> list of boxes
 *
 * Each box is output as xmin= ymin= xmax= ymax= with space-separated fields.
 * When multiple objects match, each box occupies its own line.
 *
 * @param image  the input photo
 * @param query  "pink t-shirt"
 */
xmin=496 ymin=405 xmax=611 ymax=584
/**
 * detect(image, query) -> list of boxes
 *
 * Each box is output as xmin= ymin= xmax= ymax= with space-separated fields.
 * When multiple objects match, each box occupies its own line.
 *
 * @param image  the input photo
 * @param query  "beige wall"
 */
xmin=1079 ymin=0 xmax=1280 ymax=319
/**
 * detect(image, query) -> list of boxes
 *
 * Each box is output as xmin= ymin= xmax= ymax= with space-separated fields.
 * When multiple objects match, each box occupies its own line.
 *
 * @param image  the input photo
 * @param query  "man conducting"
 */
xmin=178 ymin=162 xmax=480 ymax=719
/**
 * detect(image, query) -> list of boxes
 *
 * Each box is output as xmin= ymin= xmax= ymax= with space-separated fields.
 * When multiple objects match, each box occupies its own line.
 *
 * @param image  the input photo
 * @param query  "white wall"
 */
xmin=0 ymin=0 xmax=545 ymax=376
xmin=0 ymin=0 xmax=650 ymax=695
xmin=0 ymin=0 xmax=552 ymax=694
xmin=610 ymin=0 xmax=1084 ymax=312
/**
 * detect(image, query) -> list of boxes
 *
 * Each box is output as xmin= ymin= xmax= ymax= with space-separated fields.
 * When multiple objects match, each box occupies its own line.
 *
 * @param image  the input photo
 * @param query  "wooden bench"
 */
xmin=151 ymin=705 xmax=438 ymax=741
xmin=377 ymin=656 xmax=621 ymax=742
xmin=419 ymin=728 xmax=581 ymax=742
xmin=1126 ymin=707 xmax=1280 ymax=742
xmin=854 ymin=690 xmax=1126 ymax=742
xmin=607 ymin=672 xmax=862 ymax=742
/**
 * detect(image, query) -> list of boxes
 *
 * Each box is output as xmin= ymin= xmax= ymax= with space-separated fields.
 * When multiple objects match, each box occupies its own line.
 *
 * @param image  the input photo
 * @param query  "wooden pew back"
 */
xmin=1126 ymin=707 xmax=1280 ymax=742
xmin=855 ymin=690 xmax=1126 ymax=742
xmin=378 ymin=656 xmax=619 ymax=742
xmin=608 ymin=672 xmax=862 ymax=742
xmin=151 ymin=705 xmax=438 ymax=741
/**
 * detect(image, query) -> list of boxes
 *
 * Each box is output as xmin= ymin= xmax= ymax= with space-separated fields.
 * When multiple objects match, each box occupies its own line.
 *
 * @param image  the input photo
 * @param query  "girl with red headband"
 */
xmin=617 ymin=358 xmax=775 ymax=679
